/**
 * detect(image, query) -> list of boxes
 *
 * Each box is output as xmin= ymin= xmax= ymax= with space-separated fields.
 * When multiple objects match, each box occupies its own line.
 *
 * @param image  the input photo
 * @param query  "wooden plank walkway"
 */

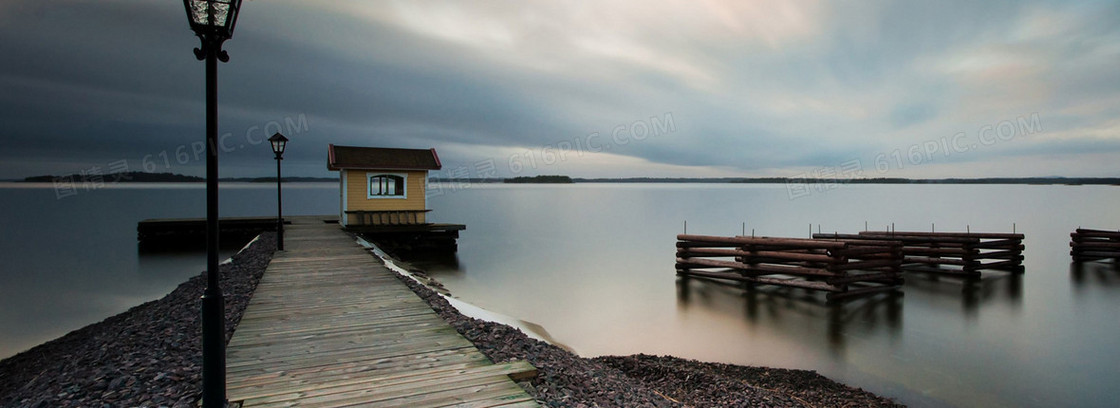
xmin=226 ymin=217 xmax=538 ymax=407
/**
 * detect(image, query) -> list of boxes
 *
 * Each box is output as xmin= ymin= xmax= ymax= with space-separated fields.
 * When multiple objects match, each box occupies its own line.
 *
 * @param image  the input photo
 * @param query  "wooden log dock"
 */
xmin=675 ymin=234 xmax=903 ymax=301
xmin=226 ymin=217 xmax=537 ymax=407
xmin=137 ymin=216 xmax=465 ymax=252
xmin=137 ymin=216 xmax=287 ymax=249
xmin=1070 ymin=228 xmax=1120 ymax=263
xmin=813 ymin=231 xmax=1025 ymax=277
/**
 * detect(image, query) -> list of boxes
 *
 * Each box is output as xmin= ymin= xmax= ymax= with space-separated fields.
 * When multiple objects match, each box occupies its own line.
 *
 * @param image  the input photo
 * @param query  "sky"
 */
xmin=1 ymin=0 xmax=1118 ymax=180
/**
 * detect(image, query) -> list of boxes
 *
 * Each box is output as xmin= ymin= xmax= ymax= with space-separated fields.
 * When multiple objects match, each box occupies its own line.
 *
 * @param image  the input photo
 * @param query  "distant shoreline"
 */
xmin=442 ymin=176 xmax=1120 ymax=185
xmin=20 ymin=171 xmax=337 ymax=183
xmin=14 ymin=171 xmax=1120 ymax=186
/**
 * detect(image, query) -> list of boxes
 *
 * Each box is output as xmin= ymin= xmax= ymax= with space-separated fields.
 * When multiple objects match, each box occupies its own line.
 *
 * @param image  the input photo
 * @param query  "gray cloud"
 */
xmin=1 ymin=0 xmax=1118 ymax=179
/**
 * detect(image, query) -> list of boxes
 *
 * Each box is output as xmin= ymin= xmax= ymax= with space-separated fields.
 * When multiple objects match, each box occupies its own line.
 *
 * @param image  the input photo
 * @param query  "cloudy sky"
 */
xmin=1 ymin=0 xmax=1118 ymax=180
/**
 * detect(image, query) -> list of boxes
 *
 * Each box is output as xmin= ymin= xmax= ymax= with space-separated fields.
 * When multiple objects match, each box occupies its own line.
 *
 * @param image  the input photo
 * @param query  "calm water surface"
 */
xmin=0 ymin=182 xmax=339 ymax=359
xmin=417 ymin=183 xmax=1120 ymax=408
xmin=3 ymin=182 xmax=1118 ymax=408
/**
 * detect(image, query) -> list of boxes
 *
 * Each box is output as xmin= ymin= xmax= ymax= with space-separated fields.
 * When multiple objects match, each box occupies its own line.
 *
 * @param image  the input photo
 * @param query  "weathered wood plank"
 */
xmin=230 ymin=360 xmax=536 ymax=403
xmin=677 ymin=233 xmax=848 ymax=249
xmin=244 ymin=375 xmax=525 ymax=407
xmin=228 ymin=357 xmax=493 ymax=390
xmin=227 ymin=349 xmax=492 ymax=388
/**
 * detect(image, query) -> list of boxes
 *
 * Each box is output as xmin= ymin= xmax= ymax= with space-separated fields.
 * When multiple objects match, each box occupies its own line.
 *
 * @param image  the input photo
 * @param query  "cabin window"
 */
xmin=368 ymin=173 xmax=407 ymax=199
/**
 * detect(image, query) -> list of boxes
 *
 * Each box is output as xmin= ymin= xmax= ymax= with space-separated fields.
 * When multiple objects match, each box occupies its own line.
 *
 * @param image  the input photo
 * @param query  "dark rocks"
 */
xmin=595 ymin=354 xmax=904 ymax=408
xmin=107 ymin=376 xmax=128 ymax=392
xmin=391 ymin=264 xmax=904 ymax=407
xmin=0 ymin=233 xmax=276 ymax=408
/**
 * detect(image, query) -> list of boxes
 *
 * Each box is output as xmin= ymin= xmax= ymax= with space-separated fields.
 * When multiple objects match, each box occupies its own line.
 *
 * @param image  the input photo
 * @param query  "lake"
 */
xmin=2 ymin=182 xmax=1118 ymax=407
xmin=0 ymin=183 xmax=340 ymax=360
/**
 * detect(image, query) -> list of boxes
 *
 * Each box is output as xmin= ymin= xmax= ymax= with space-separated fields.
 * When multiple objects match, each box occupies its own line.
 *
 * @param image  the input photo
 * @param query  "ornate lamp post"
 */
xmin=182 ymin=1 xmax=243 ymax=406
xmin=269 ymin=132 xmax=288 ymax=250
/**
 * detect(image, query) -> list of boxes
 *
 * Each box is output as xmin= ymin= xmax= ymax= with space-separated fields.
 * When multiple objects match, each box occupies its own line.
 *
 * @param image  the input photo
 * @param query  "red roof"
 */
xmin=327 ymin=144 xmax=442 ymax=171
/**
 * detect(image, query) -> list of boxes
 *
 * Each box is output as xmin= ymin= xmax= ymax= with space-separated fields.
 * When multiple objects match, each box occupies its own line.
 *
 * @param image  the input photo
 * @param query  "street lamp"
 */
xmin=183 ymin=1 xmax=243 ymax=407
xmin=269 ymin=132 xmax=288 ymax=250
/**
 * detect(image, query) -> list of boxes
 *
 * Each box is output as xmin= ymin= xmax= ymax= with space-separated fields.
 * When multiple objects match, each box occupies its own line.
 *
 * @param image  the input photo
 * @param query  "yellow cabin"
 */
xmin=327 ymin=144 xmax=442 ymax=228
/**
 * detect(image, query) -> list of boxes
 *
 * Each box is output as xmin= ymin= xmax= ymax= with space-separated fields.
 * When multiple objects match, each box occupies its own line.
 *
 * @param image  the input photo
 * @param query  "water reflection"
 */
xmin=1070 ymin=261 xmax=1120 ymax=289
xmin=393 ymin=248 xmax=463 ymax=275
xmin=903 ymin=271 xmax=1023 ymax=319
xmin=677 ymin=276 xmax=902 ymax=358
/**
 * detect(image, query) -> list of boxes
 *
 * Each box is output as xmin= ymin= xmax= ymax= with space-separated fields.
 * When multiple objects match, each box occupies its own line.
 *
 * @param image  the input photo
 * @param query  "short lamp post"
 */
xmin=269 ymin=132 xmax=288 ymax=251
xmin=182 ymin=1 xmax=243 ymax=407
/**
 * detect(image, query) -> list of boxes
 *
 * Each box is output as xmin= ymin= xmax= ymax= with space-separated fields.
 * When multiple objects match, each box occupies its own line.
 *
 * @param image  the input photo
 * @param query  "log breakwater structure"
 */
xmin=1070 ymin=228 xmax=1120 ymax=263
xmin=677 ymin=228 xmax=1026 ymax=301
xmin=814 ymin=231 xmax=1025 ymax=278
xmin=675 ymin=234 xmax=905 ymax=301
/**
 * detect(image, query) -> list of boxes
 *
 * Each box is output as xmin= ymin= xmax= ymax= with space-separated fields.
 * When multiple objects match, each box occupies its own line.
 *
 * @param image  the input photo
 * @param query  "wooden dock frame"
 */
xmin=675 ymin=234 xmax=904 ymax=302
xmin=813 ymin=231 xmax=1025 ymax=278
xmin=1070 ymin=228 xmax=1120 ymax=263
xmin=346 ymin=223 xmax=466 ymax=253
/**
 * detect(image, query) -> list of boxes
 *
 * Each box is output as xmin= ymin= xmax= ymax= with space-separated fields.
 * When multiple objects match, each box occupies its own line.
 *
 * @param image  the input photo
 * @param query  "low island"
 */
xmin=504 ymin=175 xmax=574 ymax=184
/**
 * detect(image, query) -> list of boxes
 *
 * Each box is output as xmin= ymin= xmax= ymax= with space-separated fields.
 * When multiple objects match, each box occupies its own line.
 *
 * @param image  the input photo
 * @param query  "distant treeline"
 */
xmin=25 ymin=172 xmax=203 ymax=183
xmin=234 ymin=176 xmax=337 ymax=183
xmin=503 ymin=175 xmax=574 ymax=184
xmin=23 ymin=171 xmax=336 ymax=183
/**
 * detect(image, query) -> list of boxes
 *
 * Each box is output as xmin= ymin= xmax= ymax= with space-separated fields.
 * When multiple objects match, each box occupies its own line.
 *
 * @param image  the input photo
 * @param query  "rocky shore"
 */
xmin=0 ymin=231 xmax=902 ymax=407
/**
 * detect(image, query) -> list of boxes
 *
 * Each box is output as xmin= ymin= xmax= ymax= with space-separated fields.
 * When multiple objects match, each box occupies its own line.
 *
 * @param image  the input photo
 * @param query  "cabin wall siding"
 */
xmin=343 ymin=170 xmax=428 ymax=225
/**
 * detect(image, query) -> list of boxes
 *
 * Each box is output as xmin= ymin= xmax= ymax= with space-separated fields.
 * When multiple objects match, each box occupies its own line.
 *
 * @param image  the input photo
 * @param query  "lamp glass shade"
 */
xmin=269 ymin=133 xmax=288 ymax=156
xmin=184 ymin=0 xmax=242 ymax=38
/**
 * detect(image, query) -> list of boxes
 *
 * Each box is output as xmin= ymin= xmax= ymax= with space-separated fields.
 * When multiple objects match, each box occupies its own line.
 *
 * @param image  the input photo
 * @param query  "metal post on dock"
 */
xmin=269 ymin=132 xmax=288 ymax=251
xmin=200 ymin=47 xmax=225 ymax=407
xmin=199 ymin=37 xmax=226 ymax=408
xmin=277 ymin=156 xmax=284 ymax=251
xmin=182 ymin=2 xmax=247 ymax=406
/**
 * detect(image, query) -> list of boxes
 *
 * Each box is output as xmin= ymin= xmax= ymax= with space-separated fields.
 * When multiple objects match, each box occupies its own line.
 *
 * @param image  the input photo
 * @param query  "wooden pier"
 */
xmin=226 ymin=217 xmax=537 ymax=407
xmin=814 ymin=231 xmax=1025 ymax=277
xmin=137 ymin=216 xmax=464 ymax=252
xmin=675 ymin=234 xmax=904 ymax=301
xmin=137 ymin=216 xmax=287 ymax=249
xmin=1070 ymin=228 xmax=1120 ymax=263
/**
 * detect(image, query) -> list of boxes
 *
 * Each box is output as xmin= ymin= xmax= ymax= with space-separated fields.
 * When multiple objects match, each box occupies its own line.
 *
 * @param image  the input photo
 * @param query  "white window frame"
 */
xmin=367 ymin=172 xmax=408 ymax=199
